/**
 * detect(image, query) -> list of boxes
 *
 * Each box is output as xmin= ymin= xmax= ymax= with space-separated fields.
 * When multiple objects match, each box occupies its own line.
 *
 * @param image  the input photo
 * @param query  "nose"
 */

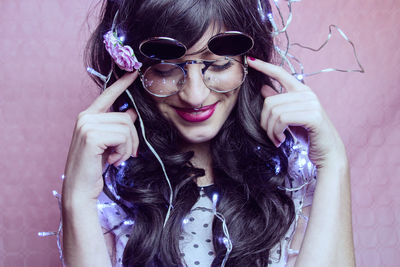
xmin=178 ymin=64 xmax=210 ymax=107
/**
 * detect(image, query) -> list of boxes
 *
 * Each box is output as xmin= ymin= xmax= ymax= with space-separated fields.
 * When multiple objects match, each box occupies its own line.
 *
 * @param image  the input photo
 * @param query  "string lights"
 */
xmin=260 ymin=0 xmax=364 ymax=92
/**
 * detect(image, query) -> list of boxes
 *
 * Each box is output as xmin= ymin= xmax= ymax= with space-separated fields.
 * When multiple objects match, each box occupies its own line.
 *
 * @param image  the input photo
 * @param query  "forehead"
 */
xmin=185 ymin=25 xmax=225 ymax=56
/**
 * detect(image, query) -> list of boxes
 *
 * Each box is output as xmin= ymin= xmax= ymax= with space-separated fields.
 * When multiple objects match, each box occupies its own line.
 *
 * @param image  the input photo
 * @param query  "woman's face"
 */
xmin=149 ymin=27 xmax=241 ymax=144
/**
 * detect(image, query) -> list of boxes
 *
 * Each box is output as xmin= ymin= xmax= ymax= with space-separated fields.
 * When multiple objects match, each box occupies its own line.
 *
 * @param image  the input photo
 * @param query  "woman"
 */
xmin=61 ymin=0 xmax=355 ymax=266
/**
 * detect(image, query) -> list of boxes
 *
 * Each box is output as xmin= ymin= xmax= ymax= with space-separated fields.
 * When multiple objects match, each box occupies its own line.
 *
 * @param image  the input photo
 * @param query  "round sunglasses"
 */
xmin=138 ymin=31 xmax=254 ymax=97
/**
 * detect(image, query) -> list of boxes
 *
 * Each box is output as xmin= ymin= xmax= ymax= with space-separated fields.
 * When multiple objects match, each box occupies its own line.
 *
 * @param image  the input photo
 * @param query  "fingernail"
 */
xmin=248 ymin=56 xmax=256 ymax=61
xmin=275 ymin=141 xmax=282 ymax=148
xmin=278 ymin=134 xmax=286 ymax=144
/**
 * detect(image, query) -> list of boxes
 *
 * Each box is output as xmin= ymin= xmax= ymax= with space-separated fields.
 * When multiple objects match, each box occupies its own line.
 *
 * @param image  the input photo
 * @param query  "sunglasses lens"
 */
xmin=139 ymin=38 xmax=186 ymax=60
xmin=208 ymin=32 xmax=254 ymax=56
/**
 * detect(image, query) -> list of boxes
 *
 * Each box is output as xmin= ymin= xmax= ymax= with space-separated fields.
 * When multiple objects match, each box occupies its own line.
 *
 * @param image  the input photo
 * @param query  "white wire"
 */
xmin=124 ymin=89 xmax=174 ymax=228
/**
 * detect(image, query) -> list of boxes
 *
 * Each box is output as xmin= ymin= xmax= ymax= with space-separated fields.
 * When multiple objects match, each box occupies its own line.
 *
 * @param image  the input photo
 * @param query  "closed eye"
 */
xmin=208 ymin=60 xmax=233 ymax=72
xmin=151 ymin=64 xmax=179 ymax=77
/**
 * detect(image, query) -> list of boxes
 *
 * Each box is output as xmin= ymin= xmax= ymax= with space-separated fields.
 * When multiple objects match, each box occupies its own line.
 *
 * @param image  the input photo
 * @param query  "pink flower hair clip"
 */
xmin=103 ymin=30 xmax=142 ymax=72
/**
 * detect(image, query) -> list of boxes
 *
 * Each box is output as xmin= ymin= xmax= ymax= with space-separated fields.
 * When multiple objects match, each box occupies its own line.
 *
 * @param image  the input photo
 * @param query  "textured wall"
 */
xmin=0 ymin=0 xmax=398 ymax=266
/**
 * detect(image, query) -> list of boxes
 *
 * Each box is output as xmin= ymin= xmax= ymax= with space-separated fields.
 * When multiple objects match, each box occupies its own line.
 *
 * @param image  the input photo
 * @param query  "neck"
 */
xmin=180 ymin=141 xmax=213 ymax=186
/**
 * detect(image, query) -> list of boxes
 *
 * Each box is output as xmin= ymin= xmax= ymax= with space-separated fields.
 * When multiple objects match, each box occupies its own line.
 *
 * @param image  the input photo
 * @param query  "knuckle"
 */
xmin=122 ymin=133 xmax=129 ymax=143
xmin=311 ymin=112 xmax=323 ymax=124
xmin=118 ymin=112 xmax=134 ymax=126
xmin=270 ymin=108 xmax=280 ymax=119
xmin=278 ymin=113 xmax=288 ymax=125
xmin=277 ymin=114 xmax=285 ymax=125
xmin=83 ymin=130 xmax=97 ymax=145
xmin=305 ymin=90 xmax=317 ymax=99
xmin=76 ymin=118 xmax=86 ymax=131
xmin=120 ymin=112 xmax=130 ymax=120
xmin=124 ymin=127 xmax=132 ymax=138
xmin=314 ymin=101 xmax=322 ymax=110
xmin=78 ymin=123 xmax=91 ymax=135
xmin=77 ymin=112 xmax=91 ymax=127
xmin=78 ymin=111 xmax=89 ymax=120
xmin=264 ymin=97 xmax=272 ymax=106
xmin=298 ymin=90 xmax=310 ymax=98
xmin=124 ymin=113 xmax=135 ymax=124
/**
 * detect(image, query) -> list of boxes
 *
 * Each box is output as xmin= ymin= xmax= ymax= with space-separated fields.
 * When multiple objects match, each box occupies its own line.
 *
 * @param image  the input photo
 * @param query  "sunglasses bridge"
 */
xmin=171 ymin=59 xmax=220 ymax=76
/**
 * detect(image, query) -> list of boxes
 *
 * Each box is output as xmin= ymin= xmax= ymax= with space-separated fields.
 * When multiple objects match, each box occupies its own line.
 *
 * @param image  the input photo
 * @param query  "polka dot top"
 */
xmin=97 ymin=136 xmax=316 ymax=266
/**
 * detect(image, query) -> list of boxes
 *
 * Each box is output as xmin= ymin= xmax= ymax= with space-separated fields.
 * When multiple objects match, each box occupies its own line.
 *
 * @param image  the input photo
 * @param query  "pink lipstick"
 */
xmin=174 ymin=102 xmax=218 ymax=122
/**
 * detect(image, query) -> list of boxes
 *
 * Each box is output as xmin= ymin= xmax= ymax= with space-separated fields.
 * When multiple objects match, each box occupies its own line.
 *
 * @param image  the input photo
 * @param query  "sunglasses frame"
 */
xmin=139 ymin=56 xmax=248 ymax=97
xmin=138 ymin=31 xmax=253 ymax=97
xmin=207 ymin=31 xmax=254 ymax=57
xmin=139 ymin=31 xmax=254 ymax=60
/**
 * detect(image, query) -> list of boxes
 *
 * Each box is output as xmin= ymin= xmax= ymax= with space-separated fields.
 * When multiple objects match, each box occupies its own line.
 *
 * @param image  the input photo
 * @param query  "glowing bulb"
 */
xmin=298 ymin=157 xmax=306 ymax=168
xmin=218 ymin=236 xmax=229 ymax=245
xmin=97 ymin=202 xmax=117 ymax=209
xmin=274 ymin=165 xmax=281 ymax=175
xmin=119 ymin=103 xmax=129 ymax=111
xmin=123 ymin=219 xmax=134 ymax=226
xmin=296 ymin=74 xmax=304 ymax=81
xmin=61 ymin=174 xmax=65 ymax=180
xmin=120 ymin=161 xmax=126 ymax=167
xmin=119 ymin=35 xmax=125 ymax=42
xmin=212 ymin=193 xmax=219 ymax=204
xmin=307 ymin=161 xmax=313 ymax=170
xmin=183 ymin=218 xmax=189 ymax=224
xmin=38 ymin=231 xmax=54 ymax=237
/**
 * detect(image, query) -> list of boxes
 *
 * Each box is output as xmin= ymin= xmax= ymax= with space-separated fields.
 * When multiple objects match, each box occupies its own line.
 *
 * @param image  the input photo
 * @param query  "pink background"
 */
xmin=0 ymin=0 xmax=399 ymax=266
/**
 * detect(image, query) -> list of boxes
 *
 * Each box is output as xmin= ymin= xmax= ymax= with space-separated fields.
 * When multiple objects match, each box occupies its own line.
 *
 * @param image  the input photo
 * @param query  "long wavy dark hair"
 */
xmin=86 ymin=0 xmax=295 ymax=266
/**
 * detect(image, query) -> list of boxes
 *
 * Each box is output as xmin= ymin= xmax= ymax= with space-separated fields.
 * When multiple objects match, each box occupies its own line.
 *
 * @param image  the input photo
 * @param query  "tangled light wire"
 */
xmin=261 ymin=0 xmax=364 ymax=92
xmin=40 ymin=1 xmax=364 ymax=266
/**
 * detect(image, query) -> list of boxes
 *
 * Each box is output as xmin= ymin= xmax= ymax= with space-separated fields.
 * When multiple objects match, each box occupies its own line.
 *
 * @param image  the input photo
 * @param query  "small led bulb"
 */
xmin=212 ymin=193 xmax=219 ymax=204
xmin=123 ymin=219 xmax=134 ymax=226
xmin=296 ymin=74 xmax=304 ymax=81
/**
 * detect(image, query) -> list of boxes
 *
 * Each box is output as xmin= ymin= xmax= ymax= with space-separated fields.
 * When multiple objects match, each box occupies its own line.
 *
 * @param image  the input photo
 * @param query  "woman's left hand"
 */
xmin=247 ymin=57 xmax=347 ymax=169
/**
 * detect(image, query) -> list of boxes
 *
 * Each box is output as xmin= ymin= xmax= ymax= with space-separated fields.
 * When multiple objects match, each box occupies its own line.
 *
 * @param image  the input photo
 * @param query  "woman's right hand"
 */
xmin=62 ymin=72 xmax=139 ymax=203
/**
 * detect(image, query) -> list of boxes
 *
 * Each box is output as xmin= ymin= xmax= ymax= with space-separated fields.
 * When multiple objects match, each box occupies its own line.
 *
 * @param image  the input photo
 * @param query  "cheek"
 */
xmin=151 ymin=98 xmax=173 ymax=121
xmin=224 ymin=89 xmax=240 ymax=108
xmin=157 ymin=103 xmax=169 ymax=119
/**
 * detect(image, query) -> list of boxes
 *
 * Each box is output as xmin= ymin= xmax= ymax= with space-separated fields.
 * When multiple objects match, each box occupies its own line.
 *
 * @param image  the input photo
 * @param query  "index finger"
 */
xmin=247 ymin=57 xmax=309 ymax=92
xmin=87 ymin=71 xmax=138 ymax=113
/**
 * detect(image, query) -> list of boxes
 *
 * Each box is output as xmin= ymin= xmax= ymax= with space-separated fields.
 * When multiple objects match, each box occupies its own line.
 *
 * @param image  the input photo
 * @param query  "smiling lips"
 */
xmin=174 ymin=102 xmax=218 ymax=122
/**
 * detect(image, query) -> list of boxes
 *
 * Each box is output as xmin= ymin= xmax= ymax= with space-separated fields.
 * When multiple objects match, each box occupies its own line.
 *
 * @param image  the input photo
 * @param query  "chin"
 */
xmin=178 ymin=127 xmax=220 ymax=144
